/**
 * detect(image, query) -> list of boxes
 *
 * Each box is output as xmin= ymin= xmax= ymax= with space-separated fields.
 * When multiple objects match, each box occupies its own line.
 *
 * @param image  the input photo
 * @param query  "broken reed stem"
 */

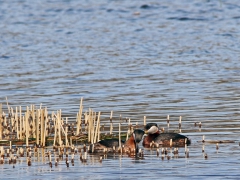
xmin=76 ymin=97 xmax=83 ymax=135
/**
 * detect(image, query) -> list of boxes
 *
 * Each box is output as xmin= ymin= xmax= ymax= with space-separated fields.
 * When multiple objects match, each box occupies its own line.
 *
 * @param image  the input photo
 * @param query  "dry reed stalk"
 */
xmin=0 ymin=104 xmax=2 ymax=139
xmin=59 ymin=120 xmax=67 ymax=146
xmin=57 ymin=111 xmax=62 ymax=147
xmin=84 ymin=112 xmax=88 ymax=133
xmin=143 ymin=116 xmax=146 ymax=127
xmin=19 ymin=106 xmax=22 ymax=139
xmin=167 ymin=115 xmax=169 ymax=128
xmin=126 ymin=118 xmax=131 ymax=141
xmin=53 ymin=113 xmax=57 ymax=146
xmin=40 ymin=109 xmax=43 ymax=146
xmin=0 ymin=118 xmax=2 ymax=140
xmin=119 ymin=123 xmax=121 ymax=148
xmin=0 ymin=103 xmax=2 ymax=117
xmin=36 ymin=109 xmax=40 ymax=145
xmin=184 ymin=143 xmax=187 ymax=154
xmin=31 ymin=105 xmax=36 ymax=138
xmin=89 ymin=109 xmax=94 ymax=143
xmin=0 ymin=104 xmax=2 ymax=140
xmin=43 ymin=109 xmax=48 ymax=146
xmin=97 ymin=112 xmax=101 ymax=142
xmin=91 ymin=111 xmax=96 ymax=144
xmin=94 ymin=112 xmax=101 ymax=143
xmin=179 ymin=116 xmax=182 ymax=128
xmin=87 ymin=110 xmax=91 ymax=143
xmin=15 ymin=107 xmax=18 ymax=139
xmin=65 ymin=126 xmax=69 ymax=146
xmin=6 ymin=97 xmax=10 ymax=116
xmin=76 ymin=98 xmax=83 ymax=135
xmin=25 ymin=112 xmax=29 ymax=147
xmin=110 ymin=111 xmax=113 ymax=135
xmin=10 ymin=107 xmax=14 ymax=132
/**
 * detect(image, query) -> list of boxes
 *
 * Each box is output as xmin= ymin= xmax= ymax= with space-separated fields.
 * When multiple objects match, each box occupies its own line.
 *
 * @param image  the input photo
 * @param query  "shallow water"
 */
xmin=1 ymin=0 xmax=240 ymax=179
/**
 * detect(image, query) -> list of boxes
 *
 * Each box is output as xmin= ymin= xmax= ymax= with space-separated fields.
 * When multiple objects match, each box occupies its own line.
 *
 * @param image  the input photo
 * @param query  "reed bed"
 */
xmin=0 ymin=97 xmax=236 ymax=167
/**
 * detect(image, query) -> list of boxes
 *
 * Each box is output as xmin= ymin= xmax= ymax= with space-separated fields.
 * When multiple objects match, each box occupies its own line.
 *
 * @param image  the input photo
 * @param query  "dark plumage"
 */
xmin=89 ymin=129 xmax=145 ymax=155
xmin=143 ymin=123 xmax=191 ymax=147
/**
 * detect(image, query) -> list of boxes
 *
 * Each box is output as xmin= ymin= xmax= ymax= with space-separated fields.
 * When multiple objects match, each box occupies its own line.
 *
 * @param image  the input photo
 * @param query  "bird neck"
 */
xmin=124 ymin=135 xmax=135 ymax=150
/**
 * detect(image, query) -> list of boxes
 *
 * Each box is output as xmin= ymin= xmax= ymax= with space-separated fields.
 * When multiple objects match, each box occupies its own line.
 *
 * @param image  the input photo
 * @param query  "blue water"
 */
xmin=0 ymin=0 xmax=240 ymax=179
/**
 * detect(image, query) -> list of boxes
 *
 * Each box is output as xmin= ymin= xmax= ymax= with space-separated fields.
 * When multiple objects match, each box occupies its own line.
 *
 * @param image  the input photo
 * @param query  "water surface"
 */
xmin=0 ymin=0 xmax=240 ymax=179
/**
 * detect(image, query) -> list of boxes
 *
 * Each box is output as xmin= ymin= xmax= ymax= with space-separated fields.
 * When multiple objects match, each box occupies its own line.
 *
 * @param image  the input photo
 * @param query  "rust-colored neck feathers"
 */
xmin=143 ymin=132 xmax=159 ymax=147
xmin=124 ymin=135 xmax=135 ymax=150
